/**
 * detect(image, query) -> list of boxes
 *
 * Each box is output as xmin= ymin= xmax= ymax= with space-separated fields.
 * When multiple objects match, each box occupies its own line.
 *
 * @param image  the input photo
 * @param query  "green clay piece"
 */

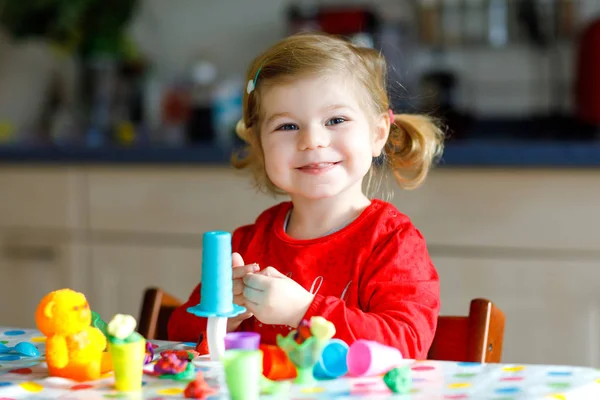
xmin=158 ymin=362 xmax=196 ymax=381
xmin=108 ymin=331 xmax=144 ymax=345
xmin=91 ymin=311 xmax=109 ymax=337
xmin=383 ymin=366 xmax=411 ymax=394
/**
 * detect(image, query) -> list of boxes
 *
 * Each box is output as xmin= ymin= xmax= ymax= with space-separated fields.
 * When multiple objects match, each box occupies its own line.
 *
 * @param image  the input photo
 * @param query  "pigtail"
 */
xmin=385 ymin=113 xmax=444 ymax=190
xmin=231 ymin=120 xmax=251 ymax=169
xmin=352 ymin=45 xmax=444 ymax=189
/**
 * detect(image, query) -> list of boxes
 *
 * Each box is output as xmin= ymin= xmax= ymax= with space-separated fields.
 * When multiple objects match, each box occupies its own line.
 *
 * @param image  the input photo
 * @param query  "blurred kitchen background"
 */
xmin=0 ymin=0 xmax=599 ymax=156
xmin=1 ymin=0 xmax=600 ymax=369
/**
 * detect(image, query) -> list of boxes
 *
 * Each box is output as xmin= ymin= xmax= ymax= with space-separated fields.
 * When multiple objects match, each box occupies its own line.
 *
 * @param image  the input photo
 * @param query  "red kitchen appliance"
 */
xmin=287 ymin=4 xmax=378 ymax=37
xmin=575 ymin=17 xmax=600 ymax=126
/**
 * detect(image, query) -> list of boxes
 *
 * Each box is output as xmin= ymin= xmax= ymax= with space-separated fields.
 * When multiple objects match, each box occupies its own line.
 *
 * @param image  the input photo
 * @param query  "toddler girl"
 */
xmin=168 ymin=32 xmax=444 ymax=360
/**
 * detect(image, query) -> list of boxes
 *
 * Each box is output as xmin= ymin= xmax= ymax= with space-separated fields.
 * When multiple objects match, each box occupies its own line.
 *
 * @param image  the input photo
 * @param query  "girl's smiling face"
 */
xmin=258 ymin=74 xmax=389 ymax=202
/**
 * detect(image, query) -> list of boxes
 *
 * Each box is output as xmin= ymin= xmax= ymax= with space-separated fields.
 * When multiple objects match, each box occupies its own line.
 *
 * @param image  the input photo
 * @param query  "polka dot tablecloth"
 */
xmin=1 ymin=327 xmax=600 ymax=399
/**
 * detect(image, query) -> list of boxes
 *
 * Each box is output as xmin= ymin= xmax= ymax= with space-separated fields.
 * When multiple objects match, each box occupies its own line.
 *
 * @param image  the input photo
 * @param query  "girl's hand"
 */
xmin=242 ymin=267 xmax=314 ymax=327
xmin=227 ymin=252 xmax=258 ymax=332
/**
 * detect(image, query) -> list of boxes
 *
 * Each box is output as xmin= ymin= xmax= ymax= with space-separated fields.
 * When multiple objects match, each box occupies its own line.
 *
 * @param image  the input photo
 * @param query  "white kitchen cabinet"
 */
xmin=0 ymin=167 xmax=85 ymax=229
xmin=431 ymin=254 xmax=600 ymax=368
xmin=87 ymin=244 xmax=202 ymax=323
xmin=393 ymin=169 xmax=600 ymax=251
xmin=0 ymin=230 xmax=87 ymax=328
xmin=86 ymin=167 xmax=281 ymax=235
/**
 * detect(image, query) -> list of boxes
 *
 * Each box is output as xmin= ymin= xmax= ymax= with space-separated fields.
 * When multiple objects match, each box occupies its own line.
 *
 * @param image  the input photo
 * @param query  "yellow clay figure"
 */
xmin=35 ymin=289 xmax=108 ymax=381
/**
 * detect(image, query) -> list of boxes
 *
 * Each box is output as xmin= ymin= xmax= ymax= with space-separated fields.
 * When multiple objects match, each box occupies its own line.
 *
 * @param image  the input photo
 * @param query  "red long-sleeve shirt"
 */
xmin=168 ymin=199 xmax=440 ymax=359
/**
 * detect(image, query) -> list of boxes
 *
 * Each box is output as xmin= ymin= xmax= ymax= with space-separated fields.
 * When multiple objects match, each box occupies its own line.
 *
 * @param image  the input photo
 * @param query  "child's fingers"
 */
xmin=243 ymin=285 xmax=263 ymax=304
xmin=232 ymin=279 xmax=244 ymax=296
xmin=243 ymin=272 xmax=270 ymax=291
xmin=255 ymin=266 xmax=283 ymax=277
xmin=237 ymin=311 xmax=253 ymax=320
xmin=232 ymin=252 xmax=245 ymax=268
xmin=244 ymin=300 xmax=258 ymax=315
xmin=233 ymin=293 xmax=246 ymax=307
xmin=232 ymin=263 xmax=259 ymax=279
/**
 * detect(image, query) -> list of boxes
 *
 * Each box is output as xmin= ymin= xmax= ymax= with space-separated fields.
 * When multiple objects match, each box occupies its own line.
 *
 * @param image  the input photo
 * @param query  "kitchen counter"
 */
xmin=0 ymin=140 xmax=599 ymax=167
xmin=1 ymin=116 xmax=598 ymax=167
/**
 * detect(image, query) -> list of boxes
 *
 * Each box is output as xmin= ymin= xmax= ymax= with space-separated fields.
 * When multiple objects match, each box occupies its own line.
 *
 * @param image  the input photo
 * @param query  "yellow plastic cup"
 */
xmin=108 ymin=338 xmax=146 ymax=391
xmin=223 ymin=349 xmax=263 ymax=400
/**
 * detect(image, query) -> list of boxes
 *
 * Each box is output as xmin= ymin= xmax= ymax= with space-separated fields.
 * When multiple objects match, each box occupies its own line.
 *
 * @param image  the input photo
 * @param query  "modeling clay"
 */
xmin=160 ymin=349 xmax=199 ymax=361
xmin=383 ymin=366 xmax=411 ymax=394
xmin=35 ymin=289 xmax=107 ymax=382
xmin=310 ymin=316 xmax=336 ymax=340
xmin=184 ymin=372 xmax=216 ymax=399
xmin=150 ymin=352 xmax=196 ymax=381
xmin=91 ymin=311 xmax=109 ymax=338
xmin=157 ymin=362 xmax=196 ymax=381
xmin=294 ymin=320 xmax=312 ymax=344
xmin=154 ymin=353 xmax=188 ymax=374
xmin=106 ymin=314 xmax=146 ymax=391
xmin=107 ymin=314 xmax=137 ymax=339
xmin=144 ymin=341 xmax=154 ymax=364
xmin=260 ymin=344 xmax=297 ymax=381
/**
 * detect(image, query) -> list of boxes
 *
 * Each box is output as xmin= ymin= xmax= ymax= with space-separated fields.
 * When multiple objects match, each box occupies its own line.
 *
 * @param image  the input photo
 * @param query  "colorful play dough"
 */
xmin=106 ymin=314 xmax=145 ymax=391
xmin=35 ymin=289 xmax=107 ymax=382
xmin=383 ymin=366 xmax=411 ymax=394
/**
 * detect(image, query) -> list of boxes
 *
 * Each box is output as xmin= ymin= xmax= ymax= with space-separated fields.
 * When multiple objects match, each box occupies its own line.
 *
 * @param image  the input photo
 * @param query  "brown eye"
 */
xmin=73 ymin=306 xmax=79 ymax=311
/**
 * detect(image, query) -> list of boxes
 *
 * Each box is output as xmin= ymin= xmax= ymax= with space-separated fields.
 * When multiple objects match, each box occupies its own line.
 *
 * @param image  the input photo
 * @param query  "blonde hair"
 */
xmin=232 ymin=32 xmax=444 ymax=196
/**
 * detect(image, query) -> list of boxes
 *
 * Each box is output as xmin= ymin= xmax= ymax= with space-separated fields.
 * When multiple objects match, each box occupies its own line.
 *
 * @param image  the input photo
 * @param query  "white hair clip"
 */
xmin=246 ymin=67 xmax=262 ymax=95
xmin=246 ymin=79 xmax=255 ymax=94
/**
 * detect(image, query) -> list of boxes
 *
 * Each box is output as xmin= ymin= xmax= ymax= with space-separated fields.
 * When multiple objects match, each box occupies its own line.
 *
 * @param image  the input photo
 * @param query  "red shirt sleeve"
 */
xmin=167 ymin=224 xmax=255 ymax=351
xmin=302 ymin=224 xmax=440 ymax=360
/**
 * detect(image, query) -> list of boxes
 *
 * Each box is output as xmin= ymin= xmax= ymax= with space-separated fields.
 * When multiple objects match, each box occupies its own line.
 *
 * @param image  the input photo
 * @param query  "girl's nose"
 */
xmin=297 ymin=125 xmax=330 ymax=150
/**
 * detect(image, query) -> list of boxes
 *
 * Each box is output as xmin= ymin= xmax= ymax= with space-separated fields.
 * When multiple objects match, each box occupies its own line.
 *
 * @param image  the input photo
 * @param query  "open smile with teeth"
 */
xmin=298 ymin=162 xmax=340 ymax=170
xmin=296 ymin=162 xmax=341 ymax=175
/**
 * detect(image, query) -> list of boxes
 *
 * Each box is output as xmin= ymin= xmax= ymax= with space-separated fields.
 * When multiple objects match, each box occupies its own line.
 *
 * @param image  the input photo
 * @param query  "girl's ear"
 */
xmin=372 ymin=112 xmax=390 ymax=157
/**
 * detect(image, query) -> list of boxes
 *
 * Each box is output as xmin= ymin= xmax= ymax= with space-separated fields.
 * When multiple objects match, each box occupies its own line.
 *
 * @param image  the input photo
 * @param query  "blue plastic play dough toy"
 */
xmin=187 ymin=231 xmax=246 ymax=361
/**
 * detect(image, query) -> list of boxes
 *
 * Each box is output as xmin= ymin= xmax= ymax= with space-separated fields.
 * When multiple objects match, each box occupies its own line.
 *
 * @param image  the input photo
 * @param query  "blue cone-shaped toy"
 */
xmin=187 ymin=231 xmax=246 ymax=318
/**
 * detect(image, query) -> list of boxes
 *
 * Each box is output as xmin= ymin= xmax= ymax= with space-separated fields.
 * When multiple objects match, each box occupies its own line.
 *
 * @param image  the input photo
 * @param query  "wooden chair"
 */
xmin=428 ymin=298 xmax=505 ymax=363
xmin=138 ymin=287 xmax=182 ymax=340
xmin=138 ymin=288 xmax=505 ymax=363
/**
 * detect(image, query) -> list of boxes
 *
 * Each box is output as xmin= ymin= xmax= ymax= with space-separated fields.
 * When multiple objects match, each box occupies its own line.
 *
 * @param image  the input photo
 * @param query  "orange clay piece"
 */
xmin=260 ymin=344 xmax=297 ymax=381
xmin=35 ymin=289 xmax=108 ymax=381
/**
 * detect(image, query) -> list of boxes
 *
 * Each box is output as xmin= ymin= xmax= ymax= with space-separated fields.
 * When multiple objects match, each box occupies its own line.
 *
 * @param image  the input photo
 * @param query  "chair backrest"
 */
xmin=138 ymin=287 xmax=182 ymax=340
xmin=138 ymin=289 xmax=505 ymax=362
xmin=428 ymin=298 xmax=505 ymax=363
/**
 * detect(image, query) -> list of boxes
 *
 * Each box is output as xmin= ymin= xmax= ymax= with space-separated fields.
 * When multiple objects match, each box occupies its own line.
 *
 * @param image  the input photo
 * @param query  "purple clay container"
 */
xmin=224 ymin=332 xmax=261 ymax=351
